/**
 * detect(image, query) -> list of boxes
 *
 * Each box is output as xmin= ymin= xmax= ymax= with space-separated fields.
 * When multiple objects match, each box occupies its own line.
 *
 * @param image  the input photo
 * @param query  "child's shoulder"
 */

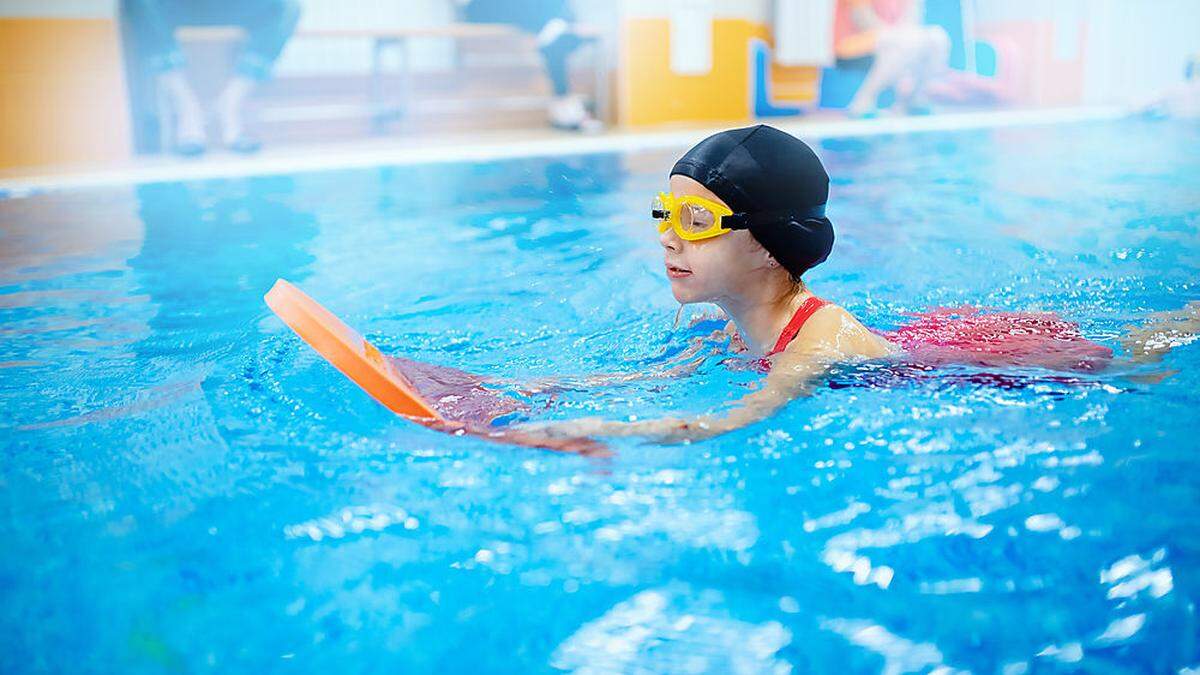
xmin=795 ymin=302 xmax=891 ymax=358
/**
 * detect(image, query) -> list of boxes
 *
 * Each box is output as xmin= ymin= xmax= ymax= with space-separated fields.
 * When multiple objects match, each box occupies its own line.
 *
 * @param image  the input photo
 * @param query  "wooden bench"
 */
xmin=173 ymin=22 xmax=606 ymax=135
xmin=297 ymin=24 xmax=606 ymax=132
xmin=301 ymin=24 xmax=524 ymax=132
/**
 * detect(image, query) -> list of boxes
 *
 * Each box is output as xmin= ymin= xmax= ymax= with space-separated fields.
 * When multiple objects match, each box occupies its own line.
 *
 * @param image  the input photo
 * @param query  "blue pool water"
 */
xmin=2 ymin=118 xmax=1199 ymax=673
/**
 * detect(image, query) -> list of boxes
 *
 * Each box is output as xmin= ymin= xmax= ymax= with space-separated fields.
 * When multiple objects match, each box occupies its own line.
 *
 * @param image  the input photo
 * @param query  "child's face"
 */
xmin=659 ymin=175 xmax=777 ymax=305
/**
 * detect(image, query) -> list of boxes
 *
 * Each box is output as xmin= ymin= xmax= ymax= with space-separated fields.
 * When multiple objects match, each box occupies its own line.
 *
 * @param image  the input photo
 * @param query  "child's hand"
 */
xmin=419 ymin=417 xmax=609 ymax=456
xmin=496 ymin=425 xmax=610 ymax=456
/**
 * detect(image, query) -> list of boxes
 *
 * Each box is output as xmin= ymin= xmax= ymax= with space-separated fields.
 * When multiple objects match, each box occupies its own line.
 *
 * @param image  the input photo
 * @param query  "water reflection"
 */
xmin=1 ymin=121 xmax=1198 ymax=671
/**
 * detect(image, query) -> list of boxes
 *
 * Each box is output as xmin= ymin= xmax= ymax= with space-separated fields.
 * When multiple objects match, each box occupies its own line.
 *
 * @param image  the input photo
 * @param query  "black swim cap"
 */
xmin=670 ymin=125 xmax=834 ymax=278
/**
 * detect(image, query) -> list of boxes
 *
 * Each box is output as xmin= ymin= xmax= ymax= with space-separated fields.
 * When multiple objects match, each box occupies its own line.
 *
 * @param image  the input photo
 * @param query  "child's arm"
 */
xmin=503 ymin=320 xmax=739 ymax=393
xmin=518 ymin=305 xmax=881 ymax=443
xmin=518 ymin=335 xmax=838 ymax=443
xmin=584 ymin=348 xmax=833 ymax=442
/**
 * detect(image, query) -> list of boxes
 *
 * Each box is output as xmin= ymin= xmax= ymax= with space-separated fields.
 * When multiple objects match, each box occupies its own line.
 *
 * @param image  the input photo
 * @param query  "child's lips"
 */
xmin=665 ymin=262 xmax=692 ymax=279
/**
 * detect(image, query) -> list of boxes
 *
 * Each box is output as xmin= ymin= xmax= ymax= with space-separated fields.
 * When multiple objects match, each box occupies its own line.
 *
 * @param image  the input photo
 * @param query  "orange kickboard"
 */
xmin=264 ymin=279 xmax=444 ymax=421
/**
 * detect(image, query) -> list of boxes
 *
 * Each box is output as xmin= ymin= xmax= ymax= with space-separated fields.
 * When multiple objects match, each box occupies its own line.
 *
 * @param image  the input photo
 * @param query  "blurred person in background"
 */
xmin=460 ymin=0 xmax=601 ymax=132
xmin=835 ymin=0 xmax=949 ymax=118
xmin=125 ymin=0 xmax=301 ymax=155
xmin=1140 ymin=52 xmax=1200 ymax=120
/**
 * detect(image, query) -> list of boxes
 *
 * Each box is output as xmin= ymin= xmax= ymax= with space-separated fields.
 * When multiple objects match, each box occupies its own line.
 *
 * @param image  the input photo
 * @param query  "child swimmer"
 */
xmin=517 ymin=125 xmax=1199 ymax=445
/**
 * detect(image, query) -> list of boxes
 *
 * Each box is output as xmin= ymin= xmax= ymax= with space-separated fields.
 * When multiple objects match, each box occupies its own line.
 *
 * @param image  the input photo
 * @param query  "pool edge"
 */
xmin=0 ymin=106 xmax=1127 ymax=197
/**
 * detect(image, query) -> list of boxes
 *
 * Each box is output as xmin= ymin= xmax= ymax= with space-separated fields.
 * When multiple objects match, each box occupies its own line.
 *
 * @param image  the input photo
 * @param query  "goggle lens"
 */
xmin=679 ymin=202 xmax=716 ymax=234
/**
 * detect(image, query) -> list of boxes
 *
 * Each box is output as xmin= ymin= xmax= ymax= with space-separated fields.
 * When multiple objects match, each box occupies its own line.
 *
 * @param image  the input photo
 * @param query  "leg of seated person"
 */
xmin=848 ymin=31 xmax=909 ymax=116
xmin=125 ymin=0 xmax=185 ymax=72
xmin=465 ymin=0 xmax=597 ymax=131
xmin=159 ymin=71 xmax=208 ymax=153
xmin=903 ymin=25 xmax=949 ymax=111
xmin=541 ymin=33 xmax=600 ymax=132
xmin=125 ymin=0 xmax=207 ymax=153
xmin=215 ymin=0 xmax=301 ymax=150
xmin=229 ymin=0 xmax=300 ymax=82
xmin=848 ymin=26 xmax=936 ymax=116
xmin=540 ymin=36 xmax=574 ymax=99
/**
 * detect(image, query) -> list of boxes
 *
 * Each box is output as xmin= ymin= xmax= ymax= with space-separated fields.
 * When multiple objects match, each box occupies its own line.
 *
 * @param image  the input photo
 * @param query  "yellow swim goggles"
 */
xmin=651 ymin=191 xmax=827 ymax=242
xmin=651 ymin=192 xmax=736 ymax=241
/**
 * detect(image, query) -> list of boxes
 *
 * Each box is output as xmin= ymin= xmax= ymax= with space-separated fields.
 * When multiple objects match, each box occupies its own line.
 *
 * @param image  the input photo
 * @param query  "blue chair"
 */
xmin=750 ymin=39 xmax=805 ymax=117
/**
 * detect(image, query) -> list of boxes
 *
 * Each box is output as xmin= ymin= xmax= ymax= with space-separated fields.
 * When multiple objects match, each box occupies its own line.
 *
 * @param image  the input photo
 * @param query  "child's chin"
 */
xmin=669 ymin=280 xmax=706 ymax=304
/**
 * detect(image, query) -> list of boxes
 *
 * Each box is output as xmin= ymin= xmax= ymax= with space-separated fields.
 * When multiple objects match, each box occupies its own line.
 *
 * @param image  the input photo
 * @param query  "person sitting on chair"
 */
xmin=125 ymin=0 xmax=301 ymax=155
xmin=834 ymin=0 xmax=949 ymax=118
xmin=460 ymin=0 xmax=602 ymax=132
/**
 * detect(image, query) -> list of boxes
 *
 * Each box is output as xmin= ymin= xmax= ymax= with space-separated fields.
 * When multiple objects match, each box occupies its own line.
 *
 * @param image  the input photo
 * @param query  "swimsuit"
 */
xmin=767 ymin=295 xmax=832 ymax=356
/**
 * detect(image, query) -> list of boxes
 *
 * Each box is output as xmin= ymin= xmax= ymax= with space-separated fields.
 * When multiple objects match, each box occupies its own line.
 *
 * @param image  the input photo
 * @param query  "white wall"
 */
xmin=63 ymin=0 xmax=1185 ymax=100
xmin=275 ymin=0 xmax=456 ymax=75
xmin=974 ymin=0 xmax=1200 ymax=105
xmin=619 ymin=0 xmax=770 ymax=22
xmin=1081 ymin=0 xmax=1199 ymax=105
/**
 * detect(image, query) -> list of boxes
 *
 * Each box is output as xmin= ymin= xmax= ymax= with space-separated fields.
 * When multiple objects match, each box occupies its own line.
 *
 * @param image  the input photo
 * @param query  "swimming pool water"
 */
xmin=2 ymin=118 xmax=1199 ymax=673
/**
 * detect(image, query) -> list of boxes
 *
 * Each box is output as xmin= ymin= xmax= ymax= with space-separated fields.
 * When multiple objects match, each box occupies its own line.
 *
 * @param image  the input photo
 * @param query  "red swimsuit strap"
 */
xmin=767 ymin=296 xmax=830 ymax=356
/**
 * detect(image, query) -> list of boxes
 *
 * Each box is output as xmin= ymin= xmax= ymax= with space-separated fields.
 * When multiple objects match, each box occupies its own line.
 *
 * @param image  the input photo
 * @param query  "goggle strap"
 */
xmin=723 ymin=204 xmax=827 ymax=230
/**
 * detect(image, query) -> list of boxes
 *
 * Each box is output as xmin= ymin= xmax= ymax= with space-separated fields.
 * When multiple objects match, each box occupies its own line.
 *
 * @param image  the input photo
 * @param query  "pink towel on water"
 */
xmin=878 ymin=306 xmax=1113 ymax=372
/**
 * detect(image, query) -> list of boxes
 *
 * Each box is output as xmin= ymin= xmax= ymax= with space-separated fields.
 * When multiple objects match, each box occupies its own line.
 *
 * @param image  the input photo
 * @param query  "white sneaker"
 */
xmin=549 ymin=95 xmax=603 ymax=133
xmin=536 ymin=18 xmax=569 ymax=48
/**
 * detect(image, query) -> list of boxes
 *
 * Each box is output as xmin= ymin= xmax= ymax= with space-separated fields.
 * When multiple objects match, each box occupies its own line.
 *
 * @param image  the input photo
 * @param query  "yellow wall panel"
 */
xmin=621 ymin=18 xmax=767 ymax=127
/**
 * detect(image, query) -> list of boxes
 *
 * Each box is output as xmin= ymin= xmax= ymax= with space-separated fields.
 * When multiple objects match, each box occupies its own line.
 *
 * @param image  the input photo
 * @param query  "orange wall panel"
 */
xmin=769 ymin=61 xmax=820 ymax=104
xmin=0 ymin=18 xmax=132 ymax=170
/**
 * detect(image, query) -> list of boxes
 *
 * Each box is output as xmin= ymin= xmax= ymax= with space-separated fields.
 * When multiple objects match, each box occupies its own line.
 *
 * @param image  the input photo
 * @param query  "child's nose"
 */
xmin=658 ymin=226 xmax=681 ymax=251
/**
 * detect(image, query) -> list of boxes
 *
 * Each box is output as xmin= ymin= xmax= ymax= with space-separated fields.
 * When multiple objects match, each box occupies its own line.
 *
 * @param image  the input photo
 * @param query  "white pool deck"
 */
xmin=0 ymin=106 xmax=1127 ymax=197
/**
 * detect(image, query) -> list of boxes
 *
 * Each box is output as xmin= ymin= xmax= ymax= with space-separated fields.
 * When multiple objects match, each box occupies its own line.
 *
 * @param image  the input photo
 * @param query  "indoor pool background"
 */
xmin=2 ymin=118 xmax=1199 ymax=673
